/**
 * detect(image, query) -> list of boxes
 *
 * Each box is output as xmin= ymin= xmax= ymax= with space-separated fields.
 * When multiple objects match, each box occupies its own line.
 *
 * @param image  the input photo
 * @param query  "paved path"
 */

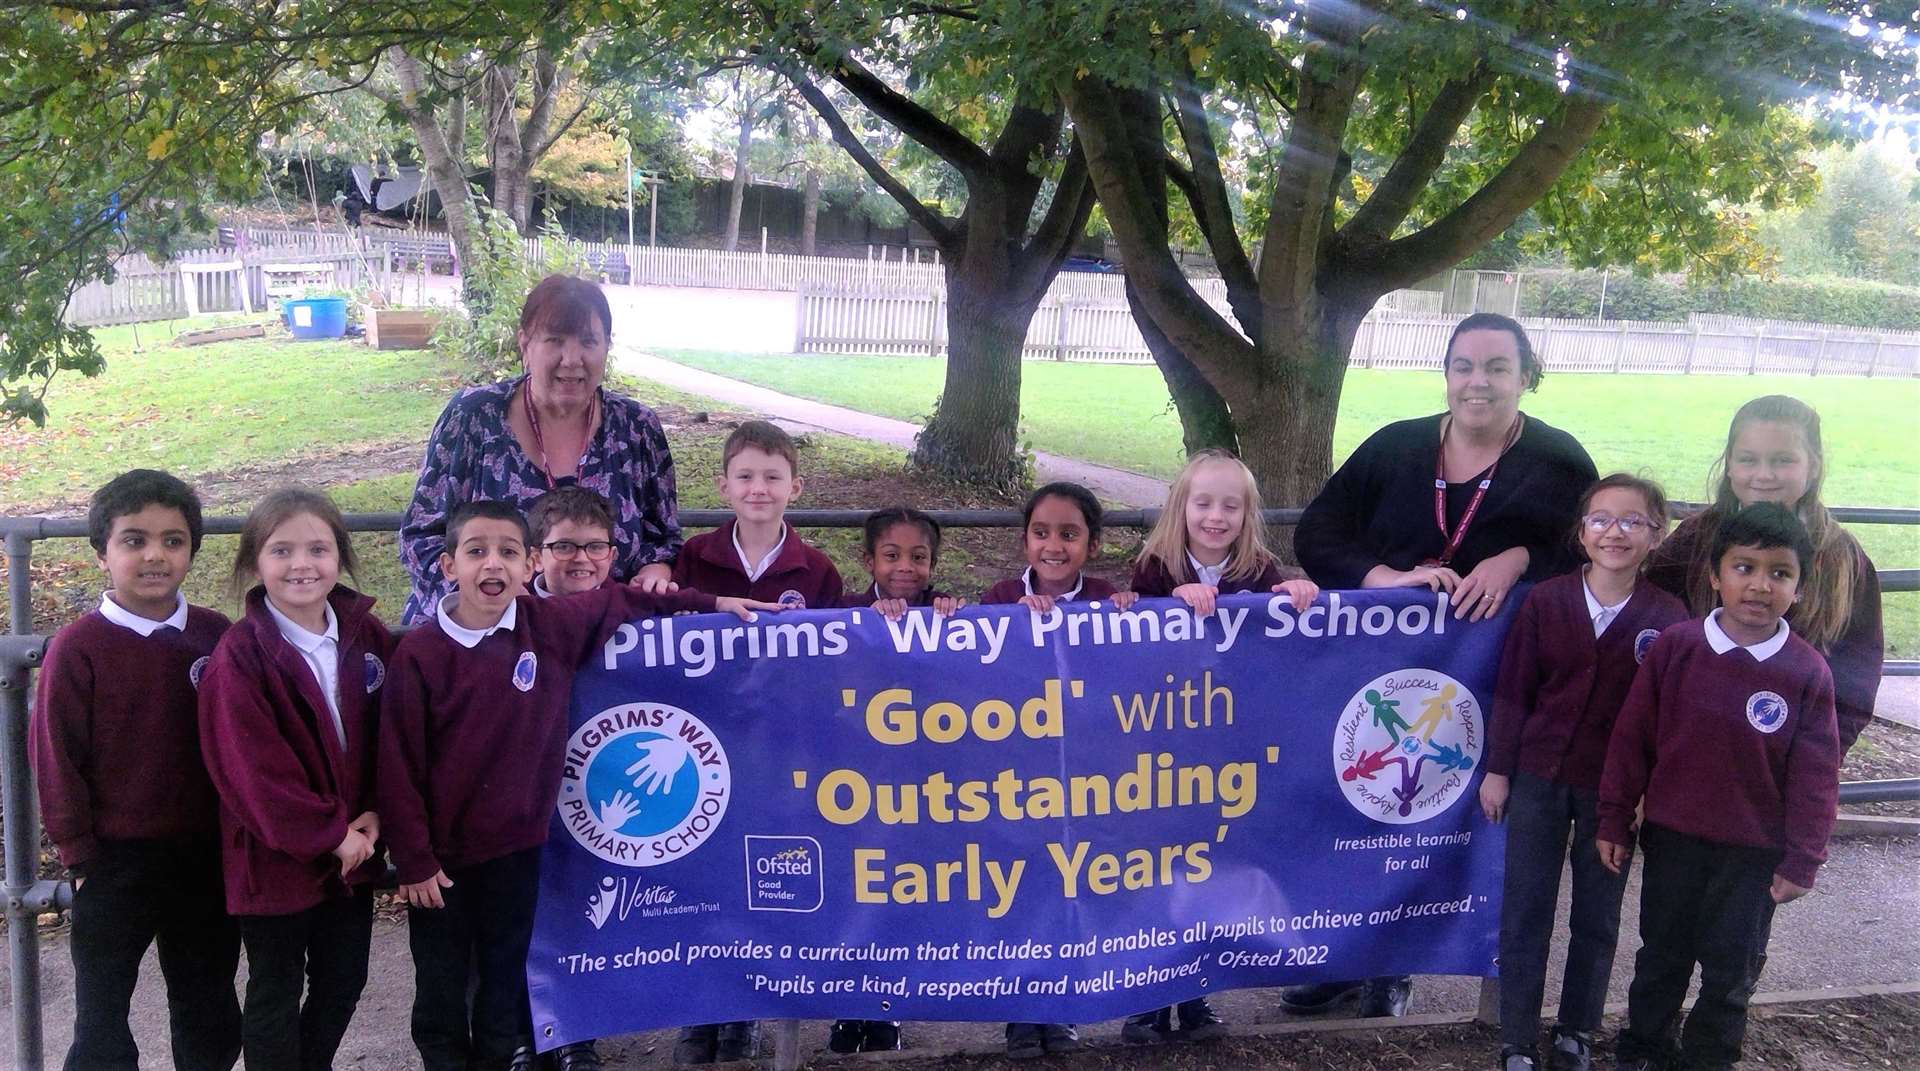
xmin=615 ymin=348 xmax=1172 ymax=508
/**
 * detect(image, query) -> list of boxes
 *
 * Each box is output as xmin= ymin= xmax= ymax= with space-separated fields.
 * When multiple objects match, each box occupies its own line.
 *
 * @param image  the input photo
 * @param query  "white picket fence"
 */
xmin=60 ymin=227 xmax=1920 ymax=376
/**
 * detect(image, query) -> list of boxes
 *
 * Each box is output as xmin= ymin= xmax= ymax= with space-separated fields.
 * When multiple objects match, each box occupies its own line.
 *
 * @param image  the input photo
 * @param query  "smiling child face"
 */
xmin=97 ymin=503 xmax=193 ymax=620
xmin=537 ymin=518 xmax=614 ymax=595
xmin=866 ymin=521 xmax=935 ymax=599
xmin=1024 ymin=495 xmax=1092 ymax=592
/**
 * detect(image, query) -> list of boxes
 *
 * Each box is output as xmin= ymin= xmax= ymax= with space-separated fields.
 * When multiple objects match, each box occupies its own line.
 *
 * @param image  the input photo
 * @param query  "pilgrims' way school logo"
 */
xmin=1334 ymin=670 xmax=1482 ymax=824
xmin=559 ymin=702 xmax=732 ymax=867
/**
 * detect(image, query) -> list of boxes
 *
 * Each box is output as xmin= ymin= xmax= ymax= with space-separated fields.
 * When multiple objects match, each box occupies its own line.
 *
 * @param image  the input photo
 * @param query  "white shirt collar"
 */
xmin=435 ymin=593 xmax=519 ymax=649
xmin=1703 ymin=608 xmax=1792 ymax=662
xmin=264 ymin=597 xmax=338 ymax=654
xmin=531 ymin=574 xmax=556 ymax=599
xmin=1582 ymin=571 xmax=1630 ymax=620
xmin=1187 ymin=552 xmax=1226 ymax=588
xmin=732 ymin=522 xmax=788 ymax=582
xmin=1021 ymin=567 xmax=1083 ymax=601
xmin=97 ymin=592 xmax=187 ymax=637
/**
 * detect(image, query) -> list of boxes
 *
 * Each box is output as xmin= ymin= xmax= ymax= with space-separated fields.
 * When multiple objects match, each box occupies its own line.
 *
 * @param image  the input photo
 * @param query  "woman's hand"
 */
xmin=933 ymin=596 xmax=967 ymax=616
xmin=1271 ymin=578 xmax=1319 ymax=612
xmin=401 ymin=870 xmax=455 ymax=910
xmin=1596 ymin=839 xmax=1631 ymax=876
xmin=1109 ymin=591 xmax=1139 ymax=610
xmin=1364 ymin=564 xmax=1461 ymax=593
xmin=1478 ymin=773 xmax=1510 ymax=823
xmin=716 ymin=597 xmax=784 ymax=620
xmin=1171 ymin=583 xmax=1217 ymax=615
xmin=632 ymin=563 xmax=677 ymax=595
xmin=1452 ymin=547 xmax=1528 ymax=621
xmin=1018 ymin=593 xmax=1057 ymax=615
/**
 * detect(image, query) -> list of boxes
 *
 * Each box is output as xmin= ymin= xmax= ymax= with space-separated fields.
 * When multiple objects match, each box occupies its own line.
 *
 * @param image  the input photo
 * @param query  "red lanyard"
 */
xmin=523 ymin=381 xmax=598 ymax=490
xmin=1429 ymin=413 xmax=1524 ymax=566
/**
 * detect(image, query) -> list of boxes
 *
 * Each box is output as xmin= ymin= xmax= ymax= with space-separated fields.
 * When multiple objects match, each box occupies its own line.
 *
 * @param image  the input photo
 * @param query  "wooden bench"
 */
xmin=585 ymin=249 xmax=631 ymax=285
xmin=378 ymin=236 xmax=456 ymax=274
xmin=260 ymin=262 xmax=340 ymax=305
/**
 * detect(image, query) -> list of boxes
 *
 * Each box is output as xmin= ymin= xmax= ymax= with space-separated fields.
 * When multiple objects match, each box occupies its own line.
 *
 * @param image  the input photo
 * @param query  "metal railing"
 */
xmin=2 ymin=504 xmax=1914 ymax=1069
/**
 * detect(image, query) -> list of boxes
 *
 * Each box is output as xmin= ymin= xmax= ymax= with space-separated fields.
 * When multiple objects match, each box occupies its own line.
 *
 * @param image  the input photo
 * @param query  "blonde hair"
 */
xmin=1684 ymin=395 xmax=1857 ymax=649
xmin=1138 ymin=451 xmax=1275 ymax=586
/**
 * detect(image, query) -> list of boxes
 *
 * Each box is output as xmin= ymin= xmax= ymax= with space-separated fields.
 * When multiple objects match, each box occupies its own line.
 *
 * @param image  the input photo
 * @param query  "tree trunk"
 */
xmin=911 ymin=258 xmax=1039 ymax=489
xmin=724 ymin=114 xmax=752 ymax=251
xmin=800 ymin=167 xmax=821 ymax=256
xmin=1228 ymin=301 xmax=1370 ymax=509
xmin=491 ymin=153 xmax=534 ymax=232
xmin=1126 ymin=273 xmax=1238 ymax=458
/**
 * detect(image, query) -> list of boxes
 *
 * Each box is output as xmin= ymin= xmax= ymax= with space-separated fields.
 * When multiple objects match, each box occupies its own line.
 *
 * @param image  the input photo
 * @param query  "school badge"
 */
xmin=188 ymin=656 xmax=210 ymax=691
xmin=1746 ymin=691 xmax=1789 ymax=734
xmin=1634 ymin=628 xmax=1660 ymax=665
xmin=558 ymin=702 xmax=731 ymax=867
xmin=777 ymin=589 xmax=807 ymax=608
xmin=364 ymin=653 xmax=386 ymax=693
xmin=1334 ymin=670 xmax=1482 ymax=824
xmin=512 ymin=651 xmax=538 ymax=692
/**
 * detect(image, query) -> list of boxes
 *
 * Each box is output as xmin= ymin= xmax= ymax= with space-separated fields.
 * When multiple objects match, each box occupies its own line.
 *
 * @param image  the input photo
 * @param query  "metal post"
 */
xmin=1596 ymin=267 xmax=1610 ymax=320
xmin=625 ymin=144 xmax=635 ymax=249
xmin=4 ymin=527 xmax=45 ymax=1071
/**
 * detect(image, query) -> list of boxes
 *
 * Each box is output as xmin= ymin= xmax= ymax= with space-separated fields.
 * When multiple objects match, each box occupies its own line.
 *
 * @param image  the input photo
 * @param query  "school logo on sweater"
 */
xmin=512 ymin=651 xmax=538 ymax=692
xmin=1334 ymin=670 xmax=1482 ymax=825
xmin=364 ymin=653 xmax=385 ymax=693
xmin=1634 ymin=628 xmax=1661 ymax=665
xmin=778 ymin=589 xmax=807 ymax=608
xmin=558 ymin=701 xmax=732 ymax=868
xmin=188 ymin=656 xmax=210 ymax=690
xmin=1746 ymin=691 xmax=1790 ymax=734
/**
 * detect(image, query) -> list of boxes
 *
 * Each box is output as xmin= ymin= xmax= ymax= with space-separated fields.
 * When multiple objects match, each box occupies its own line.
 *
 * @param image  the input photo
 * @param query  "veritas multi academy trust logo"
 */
xmin=558 ymin=702 xmax=731 ymax=867
xmin=1334 ymin=670 xmax=1481 ymax=824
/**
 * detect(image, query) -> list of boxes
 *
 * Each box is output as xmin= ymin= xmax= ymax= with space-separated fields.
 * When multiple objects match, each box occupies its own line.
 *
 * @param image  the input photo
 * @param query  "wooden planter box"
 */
xmin=363 ymin=305 xmax=444 ymax=350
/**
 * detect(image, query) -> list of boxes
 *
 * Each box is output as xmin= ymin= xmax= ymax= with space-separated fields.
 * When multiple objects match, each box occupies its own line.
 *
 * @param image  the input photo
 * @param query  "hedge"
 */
xmin=1520 ymin=270 xmax=1920 ymax=332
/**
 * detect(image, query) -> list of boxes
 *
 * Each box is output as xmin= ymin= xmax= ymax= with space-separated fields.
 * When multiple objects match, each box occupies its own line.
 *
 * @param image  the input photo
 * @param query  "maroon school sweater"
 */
xmin=670 ymin=521 xmax=843 ymax=608
xmin=198 ymin=587 xmax=393 ymax=916
xmin=981 ymin=571 xmax=1120 ymax=605
xmin=838 ymin=584 xmax=952 ymax=609
xmin=377 ymin=585 xmax=715 ymax=884
xmin=1128 ymin=554 xmax=1302 ymax=598
xmin=1486 ymin=572 xmax=1689 ymax=790
xmin=30 ymin=602 xmax=230 ymax=869
xmin=1598 ymin=618 xmax=1841 ymax=888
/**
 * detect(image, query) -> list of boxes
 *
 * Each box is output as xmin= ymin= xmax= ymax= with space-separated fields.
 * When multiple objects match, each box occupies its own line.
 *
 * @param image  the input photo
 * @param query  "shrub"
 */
xmin=1523 ymin=269 xmax=1920 ymax=331
xmin=432 ymin=195 xmax=589 ymax=382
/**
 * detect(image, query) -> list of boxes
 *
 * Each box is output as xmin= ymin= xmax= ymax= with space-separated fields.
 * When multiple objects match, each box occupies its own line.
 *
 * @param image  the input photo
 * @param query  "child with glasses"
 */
xmin=529 ymin=488 xmax=621 ymax=600
xmin=1479 ymin=474 xmax=1688 ymax=1071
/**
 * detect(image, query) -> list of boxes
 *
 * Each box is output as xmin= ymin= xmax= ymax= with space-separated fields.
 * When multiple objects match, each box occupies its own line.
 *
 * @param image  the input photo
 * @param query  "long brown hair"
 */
xmin=229 ymin=486 xmax=359 ymax=602
xmin=1683 ymin=396 xmax=1857 ymax=649
xmin=1138 ymin=450 xmax=1276 ymax=586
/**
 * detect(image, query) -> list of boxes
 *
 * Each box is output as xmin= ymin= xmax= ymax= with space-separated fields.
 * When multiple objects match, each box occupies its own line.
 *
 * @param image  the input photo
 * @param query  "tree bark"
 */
xmin=800 ymin=166 xmax=820 ymax=256
xmin=1128 ymin=276 xmax=1239 ymax=456
xmin=912 ymin=264 xmax=1039 ymax=490
xmin=724 ymin=110 xmax=752 ymax=251
xmin=1227 ymin=300 xmax=1370 ymax=508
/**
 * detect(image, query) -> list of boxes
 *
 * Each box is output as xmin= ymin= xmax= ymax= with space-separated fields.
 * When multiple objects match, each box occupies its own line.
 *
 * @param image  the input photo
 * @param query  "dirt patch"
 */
xmin=1840 ymin=721 xmax=1920 ymax=819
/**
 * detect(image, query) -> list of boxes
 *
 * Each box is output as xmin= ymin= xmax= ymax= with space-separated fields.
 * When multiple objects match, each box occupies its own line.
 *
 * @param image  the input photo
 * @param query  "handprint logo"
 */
xmin=626 ymin=736 xmax=693 ymax=796
xmin=598 ymin=790 xmax=642 ymax=830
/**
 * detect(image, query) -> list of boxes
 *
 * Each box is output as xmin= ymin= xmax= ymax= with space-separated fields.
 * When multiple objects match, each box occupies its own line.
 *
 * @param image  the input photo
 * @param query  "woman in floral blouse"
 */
xmin=398 ymin=274 xmax=681 ymax=623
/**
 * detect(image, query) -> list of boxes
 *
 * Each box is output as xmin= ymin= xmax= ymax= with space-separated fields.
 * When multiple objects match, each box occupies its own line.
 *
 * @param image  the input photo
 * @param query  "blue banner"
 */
xmin=528 ymin=589 xmax=1512 ymax=1048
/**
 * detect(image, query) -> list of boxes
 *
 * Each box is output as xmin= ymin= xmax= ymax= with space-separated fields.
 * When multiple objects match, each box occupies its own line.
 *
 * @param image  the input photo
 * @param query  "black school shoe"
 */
xmin=1278 ymin=979 xmax=1366 ymax=1012
xmin=1121 ymin=1008 xmax=1172 ymax=1045
xmin=714 ymin=1021 xmax=757 ymax=1062
xmin=554 ymin=1040 xmax=604 ymax=1071
xmin=861 ymin=1021 xmax=902 ymax=1052
xmin=507 ymin=1045 xmax=539 ymax=1071
xmin=828 ymin=1020 xmax=865 ymax=1054
xmin=1005 ymin=1023 xmax=1045 ymax=1060
xmin=673 ymin=1025 xmax=717 ymax=1065
xmin=1547 ymin=1026 xmax=1593 ymax=1071
xmin=1041 ymin=1023 xmax=1081 ymax=1054
xmin=1176 ymin=997 xmax=1229 ymax=1041
xmin=1358 ymin=975 xmax=1412 ymax=1018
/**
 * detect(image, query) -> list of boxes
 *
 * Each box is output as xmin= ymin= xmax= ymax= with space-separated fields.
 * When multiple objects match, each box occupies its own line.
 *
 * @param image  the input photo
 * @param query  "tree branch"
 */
xmin=1168 ymin=56 xmax=1262 ymax=343
xmin=1349 ymin=95 xmax=1610 ymax=292
xmin=789 ymin=76 xmax=956 ymax=246
xmin=1012 ymin=137 xmax=1095 ymax=295
xmin=824 ymin=54 xmax=993 ymax=181
xmin=1337 ymin=66 xmax=1490 ymax=248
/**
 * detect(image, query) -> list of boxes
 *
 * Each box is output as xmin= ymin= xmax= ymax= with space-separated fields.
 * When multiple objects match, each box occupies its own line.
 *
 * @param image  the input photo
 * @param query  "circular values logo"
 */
xmin=1333 ymin=670 xmax=1482 ymax=824
xmin=559 ymin=702 xmax=731 ymax=867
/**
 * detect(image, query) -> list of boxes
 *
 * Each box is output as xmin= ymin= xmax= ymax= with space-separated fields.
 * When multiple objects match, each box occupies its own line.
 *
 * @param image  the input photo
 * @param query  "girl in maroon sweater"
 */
xmin=1480 ymin=475 xmax=1688 ymax=1071
xmin=981 ymin=483 xmax=1137 ymax=618
xmin=840 ymin=506 xmax=965 ymax=620
xmin=1646 ymin=395 xmax=1882 ymax=752
xmin=198 ymin=488 xmax=392 ymax=1071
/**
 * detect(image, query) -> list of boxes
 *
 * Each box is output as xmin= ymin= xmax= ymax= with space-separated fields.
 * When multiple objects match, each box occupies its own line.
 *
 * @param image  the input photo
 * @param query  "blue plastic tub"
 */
xmin=283 ymin=297 xmax=348 ymax=340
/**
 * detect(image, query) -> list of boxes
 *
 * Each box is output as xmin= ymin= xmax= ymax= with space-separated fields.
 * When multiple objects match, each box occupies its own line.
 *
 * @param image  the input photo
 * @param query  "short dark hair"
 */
xmin=528 ymin=487 xmax=615 ymax=545
xmin=231 ymin=486 xmax=357 ymax=599
xmin=721 ymin=420 xmax=799 ymax=474
xmin=88 ymin=469 xmax=204 ymax=557
xmin=446 ymin=500 xmax=532 ymax=550
xmin=1023 ymin=482 xmax=1103 ymax=542
xmin=1710 ymin=502 xmax=1814 ymax=579
xmin=520 ymin=274 xmax=612 ymax=341
xmin=863 ymin=507 xmax=942 ymax=559
xmin=1446 ymin=312 xmax=1543 ymax=391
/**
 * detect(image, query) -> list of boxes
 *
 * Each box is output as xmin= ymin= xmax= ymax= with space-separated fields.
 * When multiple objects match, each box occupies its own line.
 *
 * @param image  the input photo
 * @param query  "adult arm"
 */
xmin=629 ymin=405 xmax=684 ymax=567
xmin=1293 ymin=430 xmax=1390 ymax=589
xmin=1516 ymin=430 xmax=1597 ymax=581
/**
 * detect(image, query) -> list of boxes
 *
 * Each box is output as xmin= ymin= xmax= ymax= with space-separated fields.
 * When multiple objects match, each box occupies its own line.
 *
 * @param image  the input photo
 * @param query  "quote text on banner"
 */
xmin=528 ymin=588 xmax=1512 ymax=1046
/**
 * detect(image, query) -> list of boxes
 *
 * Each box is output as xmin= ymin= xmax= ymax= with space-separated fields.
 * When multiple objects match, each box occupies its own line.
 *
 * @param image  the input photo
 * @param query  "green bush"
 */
xmin=1523 ymin=270 xmax=1920 ymax=331
xmin=432 ymin=196 xmax=588 ymax=382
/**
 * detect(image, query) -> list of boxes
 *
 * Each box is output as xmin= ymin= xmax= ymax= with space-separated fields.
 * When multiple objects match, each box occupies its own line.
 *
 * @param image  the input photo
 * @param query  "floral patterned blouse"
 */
xmin=398 ymin=376 xmax=681 ymax=623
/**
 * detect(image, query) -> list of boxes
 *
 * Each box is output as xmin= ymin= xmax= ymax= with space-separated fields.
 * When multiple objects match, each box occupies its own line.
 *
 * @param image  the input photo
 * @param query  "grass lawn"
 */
xmin=656 ymin=348 xmax=1920 ymax=657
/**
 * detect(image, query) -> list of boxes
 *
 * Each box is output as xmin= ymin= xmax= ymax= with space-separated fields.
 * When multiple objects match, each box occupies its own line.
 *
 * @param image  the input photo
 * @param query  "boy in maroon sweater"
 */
xmin=530 ymin=486 xmax=618 ymax=602
xmin=1598 ymin=503 xmax=1841 ymax=1071
xmin=379 ymin=501 xmax=771 ymax=1071
xmin=671 ymin=420 xmax=843 ymax=612
xmin=30 ymin=469 xmax=241 ymax=1071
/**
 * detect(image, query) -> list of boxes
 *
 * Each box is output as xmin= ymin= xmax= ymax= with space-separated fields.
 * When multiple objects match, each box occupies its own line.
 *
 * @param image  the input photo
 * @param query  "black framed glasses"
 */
xmin=541 ymin=539 xmax=614 ymax=561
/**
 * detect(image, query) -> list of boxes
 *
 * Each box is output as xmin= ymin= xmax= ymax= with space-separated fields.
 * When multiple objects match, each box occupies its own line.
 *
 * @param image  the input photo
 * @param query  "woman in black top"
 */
xmin=1286 ymin=313 xmax=1597 ymax=1019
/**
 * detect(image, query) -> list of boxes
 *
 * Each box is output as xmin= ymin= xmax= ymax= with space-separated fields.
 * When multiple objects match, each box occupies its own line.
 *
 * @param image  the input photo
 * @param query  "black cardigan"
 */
xmin=1294 ymin=413 xmax=1598 ymax=590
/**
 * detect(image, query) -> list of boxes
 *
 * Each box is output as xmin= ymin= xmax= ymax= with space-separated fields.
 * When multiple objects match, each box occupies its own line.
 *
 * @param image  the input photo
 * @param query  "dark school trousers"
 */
xmin=1498 ymin=773 xmax=1630 ymax=1052
xmin=238 ymin=890 xmax=375 ymax=1071
xmin=65 ymin=838 xmax=242 ymax=1071
xmin=1615 ymin=823 xmax=1779 ymax=1068
xmin=407 ymin=846 xmax=543 ymax=1071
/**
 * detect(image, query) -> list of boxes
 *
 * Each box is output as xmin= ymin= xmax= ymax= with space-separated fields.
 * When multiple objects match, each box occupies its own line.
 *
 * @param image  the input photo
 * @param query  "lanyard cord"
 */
xmin=522 ymin=381 xmax=599 ymax=490
xmin=1430 ymin=412 xmax=1524 ymax=566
